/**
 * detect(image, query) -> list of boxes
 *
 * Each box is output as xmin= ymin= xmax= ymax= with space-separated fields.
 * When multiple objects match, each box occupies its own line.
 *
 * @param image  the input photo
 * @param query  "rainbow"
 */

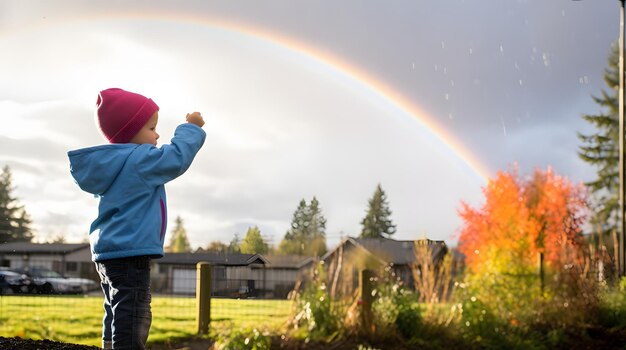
xmin=7 ymin=11 xmax=491 ymax=182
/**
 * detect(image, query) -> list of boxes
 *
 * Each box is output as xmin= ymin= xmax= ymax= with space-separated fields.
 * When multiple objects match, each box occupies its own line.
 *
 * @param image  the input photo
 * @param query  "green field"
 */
xmin=0 ymin=295 xmax=291 ymax=347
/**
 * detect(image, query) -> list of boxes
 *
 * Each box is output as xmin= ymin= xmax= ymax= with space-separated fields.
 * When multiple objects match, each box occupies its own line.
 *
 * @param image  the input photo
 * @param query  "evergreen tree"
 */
xmin=228 ymin=233 xmax=241 ymax=253
xmin=360 ymin=183 xmax=396 ymax=238
xmin=307 ymin=197 xmax=328 ymax=256
xmin=167 ymin=216 xmax=192 ymax=252
xmin=308 ymin=197 xmax=327 ymax=235
xmin=278 ymin=197 xmax=327 ymax=256
xmin=578 ymin=43 xmax=619 ymax=239
xmin=278 ymin=199 xmax=308 ymax=255
xmin=0 ymin=165 xmax=33 ymax=243
xmin=239 ymin=226 xmax=269 ymax=254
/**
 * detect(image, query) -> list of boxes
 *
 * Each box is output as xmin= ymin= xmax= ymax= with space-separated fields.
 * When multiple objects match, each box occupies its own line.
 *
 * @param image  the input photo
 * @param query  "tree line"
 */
xmin=166 ymin=183 xmax=397 ymax=256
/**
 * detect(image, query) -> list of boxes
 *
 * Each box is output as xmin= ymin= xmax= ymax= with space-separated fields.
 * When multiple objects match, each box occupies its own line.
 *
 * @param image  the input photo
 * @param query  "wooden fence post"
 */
xmin=196 ymin=262 xmax=212 ymax=335
xmin=359 ymin=269 xmax=375 ymax=335
xmin=538 ymin=252 xmax=544 ymax=294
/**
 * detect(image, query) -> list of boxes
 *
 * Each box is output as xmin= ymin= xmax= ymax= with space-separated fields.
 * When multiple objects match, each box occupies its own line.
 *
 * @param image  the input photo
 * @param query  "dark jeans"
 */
xmin=95 ymin=256 xmax=152 ymax=350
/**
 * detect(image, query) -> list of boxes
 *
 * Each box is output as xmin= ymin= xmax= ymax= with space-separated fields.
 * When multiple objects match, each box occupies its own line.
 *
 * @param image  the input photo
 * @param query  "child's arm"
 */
xmin=134 ymin=113 xmax=207 ymax=185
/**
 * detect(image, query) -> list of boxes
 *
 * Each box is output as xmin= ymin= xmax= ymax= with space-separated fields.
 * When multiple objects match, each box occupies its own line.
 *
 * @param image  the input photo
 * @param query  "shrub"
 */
xmin=394 ymin=297 xmax=422 ymax=340
xmin=599 ymin=277 xmax=626 ymax=328
xmin=213 ymin=328 xmax=271 ymax=350
xmin=287 ymin=261 xmax=342 ymax=340
xmin=452 ymin=254 xmax=605 ymax=350
xmin=452 ymin=277 xmax=512 ymax=348
xmin=371 ymin=266 xmax=422 ymax=340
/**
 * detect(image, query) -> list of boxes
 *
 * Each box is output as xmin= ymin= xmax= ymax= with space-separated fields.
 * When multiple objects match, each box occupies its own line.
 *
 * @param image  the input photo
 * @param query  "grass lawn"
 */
xmin=0 ymin=295 xmax=291 ymax=347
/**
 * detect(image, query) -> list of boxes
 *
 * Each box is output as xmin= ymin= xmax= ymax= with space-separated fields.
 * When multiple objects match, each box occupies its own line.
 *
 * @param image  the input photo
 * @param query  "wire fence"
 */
xmin=0 ymin=257 xmax=300 ymax=344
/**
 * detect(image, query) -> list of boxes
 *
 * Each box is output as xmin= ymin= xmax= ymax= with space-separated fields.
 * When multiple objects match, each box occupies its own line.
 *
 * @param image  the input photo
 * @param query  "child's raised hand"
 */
xmin=186 ymin=112 xmax=205 ymax=128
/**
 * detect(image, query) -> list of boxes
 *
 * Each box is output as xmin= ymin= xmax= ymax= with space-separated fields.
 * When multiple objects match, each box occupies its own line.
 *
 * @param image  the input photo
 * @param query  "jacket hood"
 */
xmin=68 ymin=144 xmax=138 ymax=195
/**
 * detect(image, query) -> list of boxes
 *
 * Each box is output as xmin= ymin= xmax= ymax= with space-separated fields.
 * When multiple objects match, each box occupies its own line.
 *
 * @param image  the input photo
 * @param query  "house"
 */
xmin=0 ymin=242 xmax=318 ymax=298
xmin=321 ymin=237 xmax=448 ymax=298
xmin=263 ymin=254 xmax=315 ymax=298
xmin=0 ymin=242 xmax=96 ymax=281
xmin=153 ymin=251 xmax=313 ymax=298
xmin=153 ymin=251 xmax=268 ymax=296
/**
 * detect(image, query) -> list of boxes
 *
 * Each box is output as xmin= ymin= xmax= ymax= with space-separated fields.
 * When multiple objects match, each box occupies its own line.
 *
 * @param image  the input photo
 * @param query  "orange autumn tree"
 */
xmin=458 ymin=167 xmax=588 ymax=275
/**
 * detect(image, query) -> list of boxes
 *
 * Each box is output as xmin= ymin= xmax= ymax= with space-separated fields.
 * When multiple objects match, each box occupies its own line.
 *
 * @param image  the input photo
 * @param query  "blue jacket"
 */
xmin=68 ymin=124 xmax=206 ymax=261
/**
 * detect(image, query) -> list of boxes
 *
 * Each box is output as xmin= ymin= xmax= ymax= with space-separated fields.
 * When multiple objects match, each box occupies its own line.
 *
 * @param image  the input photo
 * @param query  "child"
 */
xmin=68 ymin=88 xmax=206 ymax=349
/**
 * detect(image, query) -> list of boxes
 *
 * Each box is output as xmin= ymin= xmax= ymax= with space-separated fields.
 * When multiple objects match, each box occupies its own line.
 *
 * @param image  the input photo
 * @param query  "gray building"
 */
xmin=154 ymin=251 xmax=313 ymax=298
xmin=0 ymin=243 xmax=313 ymax=298
xmin=0 ymin=242 xmax=95 ymax=280
xmin=322 ymin=237 xmax=449 ymax=298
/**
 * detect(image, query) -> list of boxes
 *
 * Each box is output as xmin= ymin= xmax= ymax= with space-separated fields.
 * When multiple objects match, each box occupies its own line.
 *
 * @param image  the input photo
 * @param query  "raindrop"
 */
xmin=445 ymin=93 xmax=450 ymax=101
xmin=449 ymin=113 xmax=453 ymax=120
xmin=451 ymin=80 xmax=455 ymax=87
xmin=542 ymin=53 xmax=550 ymax=67
xmin=441 ymin=41 xmax=445 ymax=49
xmin=469 ymin=47 xmax=473 ymax=55
xmin=519 ymin=79 xmax=523 ymax=86
xmin=412 ymin=62 xmax=415 ymax=70
xmin=500 ymin=45 xmax=504 ymax=53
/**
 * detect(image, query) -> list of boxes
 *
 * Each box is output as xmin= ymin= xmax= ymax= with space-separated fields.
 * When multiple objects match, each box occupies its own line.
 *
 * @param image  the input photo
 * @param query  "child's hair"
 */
xmin=96 ymin=88 xmax=159 ymax=143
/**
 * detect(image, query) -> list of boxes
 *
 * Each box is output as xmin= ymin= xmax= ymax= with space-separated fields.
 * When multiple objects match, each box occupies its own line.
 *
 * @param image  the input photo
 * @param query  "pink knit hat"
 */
xmin=96 ymin=88 xmax=159 ymax=143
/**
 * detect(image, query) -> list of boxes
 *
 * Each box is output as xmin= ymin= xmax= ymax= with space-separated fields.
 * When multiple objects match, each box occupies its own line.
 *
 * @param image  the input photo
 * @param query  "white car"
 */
xmin=19 ymin=267 xmax=97 ymax=294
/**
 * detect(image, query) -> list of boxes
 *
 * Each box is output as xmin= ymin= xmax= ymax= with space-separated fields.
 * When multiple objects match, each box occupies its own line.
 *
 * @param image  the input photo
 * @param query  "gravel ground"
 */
xmin=0 ymin=337 xmax=100 ymax=350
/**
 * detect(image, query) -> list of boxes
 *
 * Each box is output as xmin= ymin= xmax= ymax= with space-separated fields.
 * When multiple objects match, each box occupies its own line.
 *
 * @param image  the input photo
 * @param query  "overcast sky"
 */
xmin=0 ymin=0 xmax=617 ymax=250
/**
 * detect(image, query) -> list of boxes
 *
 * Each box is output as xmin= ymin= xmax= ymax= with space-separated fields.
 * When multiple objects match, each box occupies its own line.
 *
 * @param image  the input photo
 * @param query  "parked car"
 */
xmin=237 ymin=285 xmax=251 ymax=299
xmin=18 ymin=266 xmax=97 ymax=294
xmin=0 ymin=267 xmax=34 ymax=294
